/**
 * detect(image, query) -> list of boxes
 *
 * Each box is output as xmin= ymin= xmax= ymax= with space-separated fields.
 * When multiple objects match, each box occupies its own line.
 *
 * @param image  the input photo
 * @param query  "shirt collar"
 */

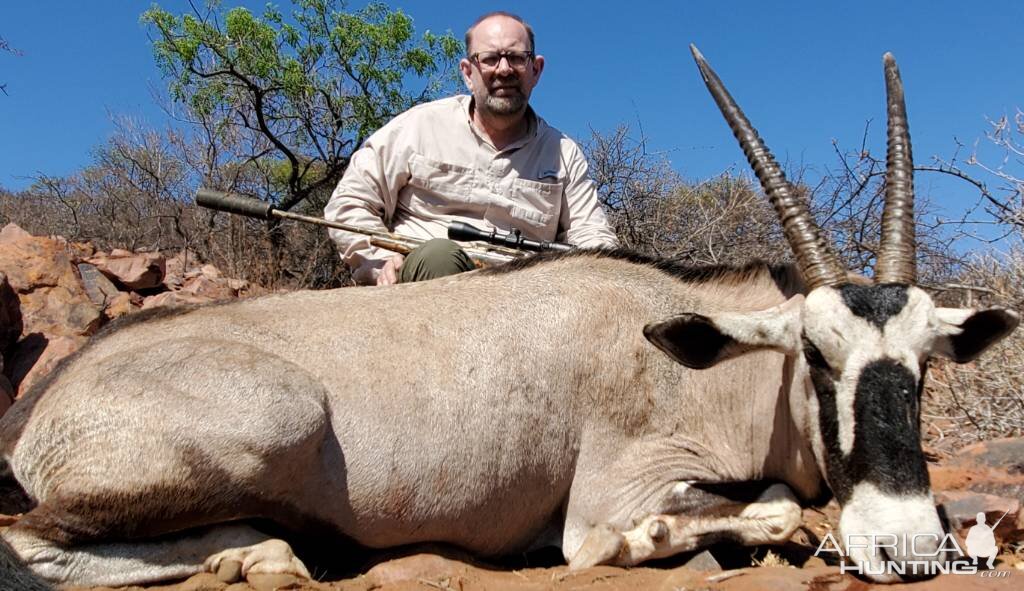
xmin=461 ymin=95 xmax=539 ymax=152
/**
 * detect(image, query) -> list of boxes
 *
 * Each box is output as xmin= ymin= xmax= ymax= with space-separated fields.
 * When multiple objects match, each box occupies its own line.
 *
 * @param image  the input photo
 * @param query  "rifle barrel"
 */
xmin=195 ymin=188 xmax=518 ymax=266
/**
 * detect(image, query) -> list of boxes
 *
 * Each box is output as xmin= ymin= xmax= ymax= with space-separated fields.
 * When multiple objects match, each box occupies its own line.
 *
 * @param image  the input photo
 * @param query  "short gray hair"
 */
xmin=464 ymin=11 xmax=535 ymax=55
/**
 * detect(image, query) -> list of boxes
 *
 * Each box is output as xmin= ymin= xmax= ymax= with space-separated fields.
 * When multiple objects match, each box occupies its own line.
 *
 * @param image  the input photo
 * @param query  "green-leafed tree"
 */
xmin=142 ymin=0 xmax=462 ymax=211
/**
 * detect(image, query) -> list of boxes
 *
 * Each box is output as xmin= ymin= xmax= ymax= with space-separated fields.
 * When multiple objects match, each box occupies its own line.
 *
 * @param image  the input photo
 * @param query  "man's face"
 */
xmin=460 ymin=16 xmax=544 ymax=118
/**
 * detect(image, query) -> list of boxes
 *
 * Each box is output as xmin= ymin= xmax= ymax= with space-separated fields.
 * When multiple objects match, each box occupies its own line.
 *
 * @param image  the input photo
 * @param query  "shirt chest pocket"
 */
xmin=408 ymin=154 xmax=475 ymax=201
xmin=509 ymin=177 xmax=562 ymax=231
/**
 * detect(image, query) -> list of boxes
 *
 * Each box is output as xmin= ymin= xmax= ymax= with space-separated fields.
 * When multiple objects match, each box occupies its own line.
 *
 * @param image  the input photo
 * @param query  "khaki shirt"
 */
xmin=325 ymin=95 xmax=619 ymax=284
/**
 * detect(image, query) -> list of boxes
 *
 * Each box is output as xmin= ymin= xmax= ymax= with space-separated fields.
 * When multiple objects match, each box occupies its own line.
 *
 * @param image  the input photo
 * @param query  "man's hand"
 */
xmin=377 ymin=254 xmax=405 ymax=285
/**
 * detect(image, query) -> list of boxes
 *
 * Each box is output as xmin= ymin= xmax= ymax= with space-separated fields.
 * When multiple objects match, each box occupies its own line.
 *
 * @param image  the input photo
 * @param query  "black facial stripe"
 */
xmin=812 ymin=358 xmax=930 ymax=504
xmin=838 ymin=284 xmax=909 ymax=329
xmin=809 ymin=361 xmax=849 ymax=502
xmin=852 ymin=359 xmax=930 ymax=495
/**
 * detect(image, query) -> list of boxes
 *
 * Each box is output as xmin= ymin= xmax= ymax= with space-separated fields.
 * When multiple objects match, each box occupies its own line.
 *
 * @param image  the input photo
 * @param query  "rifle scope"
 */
xmin=447 ymin=222 xmax=574 ymax=253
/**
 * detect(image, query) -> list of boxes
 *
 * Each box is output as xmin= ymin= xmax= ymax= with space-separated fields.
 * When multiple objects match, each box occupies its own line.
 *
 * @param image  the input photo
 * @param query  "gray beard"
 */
xmin=482 ymin=93 xmax=526 ymax=116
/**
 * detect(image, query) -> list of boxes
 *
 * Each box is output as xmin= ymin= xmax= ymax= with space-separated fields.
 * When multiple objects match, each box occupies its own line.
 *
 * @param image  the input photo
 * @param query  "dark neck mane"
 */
xmin=479 ymin=248 xmax=804 ymax=293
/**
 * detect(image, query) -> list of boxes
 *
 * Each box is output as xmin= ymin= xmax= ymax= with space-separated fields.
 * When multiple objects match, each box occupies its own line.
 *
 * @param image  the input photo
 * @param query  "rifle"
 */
xmin=990 ymin=508 xmax=1011 ymax=531
xmin=195 ymin=189 xmax=574 ymax=267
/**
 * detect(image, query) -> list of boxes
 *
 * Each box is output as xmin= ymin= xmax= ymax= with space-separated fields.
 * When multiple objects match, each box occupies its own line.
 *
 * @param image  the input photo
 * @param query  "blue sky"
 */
xmin=2 ymin=1 xmax=1022 ymax=234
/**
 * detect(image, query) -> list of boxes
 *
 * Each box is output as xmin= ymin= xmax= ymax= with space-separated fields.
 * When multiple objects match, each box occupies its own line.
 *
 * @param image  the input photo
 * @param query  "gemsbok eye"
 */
xmin=802 ymin=337 xmax=832 ymax=371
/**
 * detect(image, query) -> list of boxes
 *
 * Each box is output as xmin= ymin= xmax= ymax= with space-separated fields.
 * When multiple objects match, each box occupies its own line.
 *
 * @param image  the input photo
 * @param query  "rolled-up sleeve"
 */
xmin=324 ymin=124 xmax=411 ymax=284
xmin=559 ymin=143 xmax=619 ymax=249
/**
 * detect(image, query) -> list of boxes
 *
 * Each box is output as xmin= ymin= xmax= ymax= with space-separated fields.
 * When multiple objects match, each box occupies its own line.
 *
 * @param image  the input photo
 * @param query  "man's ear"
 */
xmin=459 ymin=58 xmax=474 ymax=91
xmin=531 ymin=54 xmax=545 ymax=81
xmin=643 ymin=295 xmax=804 ymax=370
xmin=933 ymin=307 xmax=1019 ymax=363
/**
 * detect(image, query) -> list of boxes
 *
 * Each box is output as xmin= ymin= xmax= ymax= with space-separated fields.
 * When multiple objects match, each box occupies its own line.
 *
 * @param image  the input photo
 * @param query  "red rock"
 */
xmin=104 ymin=292 xmax=134 ymax=320
xmin=716 ymin=566 xmax=830 ymax=591
xmin=87 ymin=250 xmax=166 ymax=290
xmin=934 ymin=438 xmax=1024 ymax=516
xmin=163 ymin=250 xmax=200 ymax=291
xmin=16 ymin=285 xmax=103 ymax=339
xmin=0 ymin=224 xmax=78 ymax=291
xmin=0 ymin=224 xmax=33 ymax=243
xmin=77 ymin=263 xmax=124 ymax=307
xmin=180 ymin=274 xmax=237 ymax=300
xmin=682 ymin=549 xmax=723 ymax=572
xmin=364 ymin=553 xmax=479 ymax=587
xmin=955 ymin=439 xmax=1024 ymax=474
xmin=141 ymin=291 xmax=216 ymax=310
xmin=937 ymin=490 xmax=1023 ymax=543
xmin=198 ymin=264 xmax=221 ymax=279
xmin=8 ymin=335 xmax=87 ymax=398
xmin=0 ymin=229 xmax=102 ymax=340
xmin=0 ymin=272 xmax=23 ymax=351
xmin=66 ymin=240 xmax=96 ymax=260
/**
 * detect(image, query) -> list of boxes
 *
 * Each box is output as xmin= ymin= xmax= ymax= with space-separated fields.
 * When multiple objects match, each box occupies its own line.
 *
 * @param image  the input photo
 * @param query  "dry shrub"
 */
xmin=626 ymin=174 xmax=791 ymax=265
xmin=922 ymin=247 xmax=1024 ymax=452
xmin=585 ymin=125 xmax=790 ymax=265
xmin=0 ymin=117 xmax=351 ymax=290
xmin=196 ymin=190 xmax=350 ymax=289
xmin=0 ymin=178 xmax=349 ymax=291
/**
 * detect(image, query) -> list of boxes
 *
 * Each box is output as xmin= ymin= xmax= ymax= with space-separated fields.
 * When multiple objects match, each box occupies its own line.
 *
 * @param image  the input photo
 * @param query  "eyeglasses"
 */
xmin=469 ymin=50 xmax=535 ymax=70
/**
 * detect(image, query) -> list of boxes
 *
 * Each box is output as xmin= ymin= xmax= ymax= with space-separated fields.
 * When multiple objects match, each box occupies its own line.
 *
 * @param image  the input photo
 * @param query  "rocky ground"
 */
xmin=0 ymin=223 xmax=264 ymax=414
xmin=62 ymin=560 xmax=1024 ymax=591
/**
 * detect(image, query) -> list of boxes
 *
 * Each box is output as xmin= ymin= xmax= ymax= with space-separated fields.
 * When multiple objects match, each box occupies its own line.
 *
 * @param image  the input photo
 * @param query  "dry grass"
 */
xmin=922 ymin=247 xmax=1024 ymax=453
xmin=751 ymin=549 xmax=791 ymax=568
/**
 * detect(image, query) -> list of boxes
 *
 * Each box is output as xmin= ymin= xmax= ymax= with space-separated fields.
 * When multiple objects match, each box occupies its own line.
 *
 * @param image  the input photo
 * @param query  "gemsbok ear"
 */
xmin=644 ymin=295 xmax=804 ymax=369
xmin=933 ymin=307 xmax=1019 ymax=363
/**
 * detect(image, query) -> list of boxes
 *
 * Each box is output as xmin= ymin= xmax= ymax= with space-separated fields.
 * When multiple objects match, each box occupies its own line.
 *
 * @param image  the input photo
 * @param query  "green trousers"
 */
xmin=398 ymin=238 xmax=475 ymax=283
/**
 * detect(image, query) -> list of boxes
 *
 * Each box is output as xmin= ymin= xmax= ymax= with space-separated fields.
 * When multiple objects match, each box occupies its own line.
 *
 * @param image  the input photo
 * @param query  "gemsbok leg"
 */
xmin=569 ymin=483 xmax=801 ymax=568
